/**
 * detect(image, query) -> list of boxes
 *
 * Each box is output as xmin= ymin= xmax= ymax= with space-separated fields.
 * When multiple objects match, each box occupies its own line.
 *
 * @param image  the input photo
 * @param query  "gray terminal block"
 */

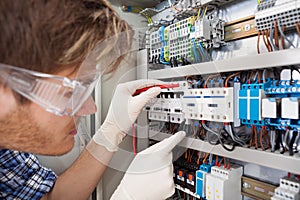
xmin=255 ymin=0 xmax=300 ymax=31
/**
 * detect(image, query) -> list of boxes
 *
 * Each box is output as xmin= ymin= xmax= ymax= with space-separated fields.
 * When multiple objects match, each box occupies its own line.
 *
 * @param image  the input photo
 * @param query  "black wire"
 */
xmin=289 ymin=131 xmax=297 ymax=156
xmin=219 ymin=135 xmax=236 ymax=151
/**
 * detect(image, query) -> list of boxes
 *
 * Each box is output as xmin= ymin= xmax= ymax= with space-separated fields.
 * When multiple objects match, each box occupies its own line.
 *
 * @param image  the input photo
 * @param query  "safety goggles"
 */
xmin=0 ymin=63 xmax=100 ymax=116
xmin=0 ymin=29 xmax=136 ymax=116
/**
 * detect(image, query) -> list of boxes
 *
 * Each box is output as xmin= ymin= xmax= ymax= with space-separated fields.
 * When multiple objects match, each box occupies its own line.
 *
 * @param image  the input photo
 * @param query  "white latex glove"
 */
xmin=93 ymin=79 xmax=162 ymax=152
xmin=110 ymin=131 xmax=186 ymax=200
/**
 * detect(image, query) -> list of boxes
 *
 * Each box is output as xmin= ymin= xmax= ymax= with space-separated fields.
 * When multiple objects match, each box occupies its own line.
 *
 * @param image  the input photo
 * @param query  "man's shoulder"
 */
xmin=0 ymin=149 xmax=57 ymax=199
xmin=0 ymin=148 xmax=32 ymax=169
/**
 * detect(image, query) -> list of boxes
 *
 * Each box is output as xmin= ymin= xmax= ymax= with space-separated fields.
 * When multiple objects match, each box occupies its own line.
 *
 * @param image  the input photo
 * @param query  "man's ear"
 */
xmin=0 ymin=85 xmax=17 ymax=119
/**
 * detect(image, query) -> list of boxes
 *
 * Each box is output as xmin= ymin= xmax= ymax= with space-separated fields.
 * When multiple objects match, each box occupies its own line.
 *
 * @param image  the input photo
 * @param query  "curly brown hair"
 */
xmin=0 ymin=0 xmax=132 ymax=75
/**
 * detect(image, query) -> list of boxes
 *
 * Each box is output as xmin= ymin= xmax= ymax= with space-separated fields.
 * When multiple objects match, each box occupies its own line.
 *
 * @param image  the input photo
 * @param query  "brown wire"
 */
xmin=281 ymin=25 xmax=286 ymax=49
xmin=262 ymin=31 xmax=270 ymax=52
xmin=260 ymin=128 xmax=265 ymax=150
xmin=203 ymin=153 xmax=209 ymax=164
xmin=257 ymin=71 xmax=261 ymax=83
xmin=185 ymin=76 xmax=193 ymax=84
xmin=257 ymin=31 xmax=261 ymax=54
xmin=254 ymin=126 xmax=258 ymax=149
xmin=274 ymin=20 xmax=279 ymax=48
xmin=266 ymin=29 xmax=273 ymax=51
xmin=225 ymin=72 xmax=241 ymax=87
xmin=249 ymin=126 xmax=254 ymax=147
xmin=263 ymin=128 xmax=271 ymax=149
xmin=296 ymin=22 xmax=300 ymax=37
xmin=204 ymin=74 xmax=220 ymax=88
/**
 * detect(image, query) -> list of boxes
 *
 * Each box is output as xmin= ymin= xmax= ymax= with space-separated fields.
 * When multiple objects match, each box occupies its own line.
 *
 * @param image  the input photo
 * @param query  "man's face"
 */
xmin=0 ymin=68 xmax=97 ymax=155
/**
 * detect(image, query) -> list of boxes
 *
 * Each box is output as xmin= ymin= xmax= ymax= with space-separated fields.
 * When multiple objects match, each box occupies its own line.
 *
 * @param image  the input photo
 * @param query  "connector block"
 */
xmin=195 ymin=162 xmax=215 ymax=198
xmin=255 ymin=0 xmax=300 ymax=31
xmin=265 ymin=80 xmax=300 ymax=97
xmin=239 ymin=81 xmax=271 ymax=126
xmin=206 ymin=165 xmax=243 ymax=200
xmin=182 ymin=87 xmax=234 ymax=123
xmin=272 ymin=177 xmax=300 ymax=200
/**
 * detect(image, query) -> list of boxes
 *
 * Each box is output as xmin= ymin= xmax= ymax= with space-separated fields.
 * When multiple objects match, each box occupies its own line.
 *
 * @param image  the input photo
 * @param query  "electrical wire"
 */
xmin=274 ymin=20 xmax=279 ymax=48
xmin=289 ymin=131 xmax=297 ymax=156
xmin=281 ymin=25 xmax=286 ymax=49
xmin=257 ymin=31 xmax=261 ymax=54
xmin=203 ymin=153 xmax=209 ymax=164
xmin=202 ymin=123 xmax=221 ymax=139
xmin=203 ymin=122 xmax=236 ymax=151
xmin=296 ymin=22 xmax=300 ymax=37
xmin=192 ymin=39 xmax=201 ymax=63
xmin=270 ymin=129 xmax=276 ymax=152
xmin=199 ymin=42 xmax=210 ymax=62
xmin=269 ymin=22 xmax=278 ymax=51
xmin=260 ymin=126 xmax=267 ymax=150
xmin=266 ymin=29 xmax=273 ymax=51
xmin=197 ymin=7 xmax=202 ymax=20
xmin=204 ymin=74 xmax=220 ymax=88
xmin=132 ymin=123 xmax=137 ymax=156
xmin=223 ymin=124 xmax=245 ymax=146
xmin=262 ymin=30 xmax=270 ymax=52
xmin=284 ymin=129 xmax=290 ymax=151
xmin=277 ymin=19 xmax=296 ymax=48
xmin=224 ymin=72 xmax=240 ymax=87
xmin=168 ymin=0 xmax=181 ymax=12
xmin=202 ymin=6 xmax=208 ymax=18
xmin=262 ymin=69 xmax=267 ymax=82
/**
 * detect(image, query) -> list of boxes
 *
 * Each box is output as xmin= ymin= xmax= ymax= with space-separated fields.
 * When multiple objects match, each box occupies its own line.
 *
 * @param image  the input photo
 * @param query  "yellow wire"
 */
xmin=203 ymin=6 xmax=208 ymax=18
xmin=197 ymin=7 xmax=202 ymax=20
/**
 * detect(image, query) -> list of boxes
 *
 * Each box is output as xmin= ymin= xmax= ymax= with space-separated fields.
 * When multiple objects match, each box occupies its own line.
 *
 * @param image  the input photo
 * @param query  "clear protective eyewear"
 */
xmin=0 ymin=30 xmax=135 ymax=116
xmin=0 ymin=63 xmax=100 ymax=116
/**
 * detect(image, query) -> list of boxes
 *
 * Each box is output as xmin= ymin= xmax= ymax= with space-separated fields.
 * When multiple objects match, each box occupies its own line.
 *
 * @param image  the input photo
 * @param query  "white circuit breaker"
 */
xmin=206 ymin=165 xmax=243 ymax=200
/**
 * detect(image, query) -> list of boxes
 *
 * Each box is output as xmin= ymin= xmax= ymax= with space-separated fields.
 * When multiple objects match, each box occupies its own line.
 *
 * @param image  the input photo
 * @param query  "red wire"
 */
xmin=132 ymin=124 xmax=137 ymax=156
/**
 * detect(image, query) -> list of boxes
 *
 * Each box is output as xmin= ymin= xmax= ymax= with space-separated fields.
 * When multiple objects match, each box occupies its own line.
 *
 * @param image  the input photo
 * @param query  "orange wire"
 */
xmin=254 ymin=126 xmax=258 ymax=149
xmin=204 ymin=74 xmax=220 ymax=88
xmin=266 ymin=29 xmax=273 ymax=52
xmin=281 ymin=25 xmax=286 ymax=49
xmin=260 ymin=128 xmax=265 ymax=150
xmin=296 ymin=22 xmax=300 ymax=37
xmin=185 ymin=76 xmax=193 ymax=84
xmin=203 ymin=153 xmax=209 ymax=164
xmin=274 ymin=20 xmax=279 ymax=48
xmin=262 ymin=31 xmax=269 ymax=52
xmin=225 ymin=72 xmax=240 ymax=87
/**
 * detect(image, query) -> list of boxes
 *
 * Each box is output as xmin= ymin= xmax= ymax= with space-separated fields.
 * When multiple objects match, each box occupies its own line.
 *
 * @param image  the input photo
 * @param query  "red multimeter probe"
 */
xmin=133 ymin=83 xmax=180 ymax=96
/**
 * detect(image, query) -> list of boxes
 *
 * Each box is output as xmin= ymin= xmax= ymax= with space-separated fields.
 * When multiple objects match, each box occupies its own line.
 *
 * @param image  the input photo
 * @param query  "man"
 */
xmin=0 ymin=0 xmax=185 ymax=199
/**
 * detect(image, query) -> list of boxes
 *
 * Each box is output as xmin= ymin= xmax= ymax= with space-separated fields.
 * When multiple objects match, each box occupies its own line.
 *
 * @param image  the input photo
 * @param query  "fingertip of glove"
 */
xmin=174 ymin=131 xmax=186 ymax=139
xmin=145 ymin=87 xmax=161 ymax=96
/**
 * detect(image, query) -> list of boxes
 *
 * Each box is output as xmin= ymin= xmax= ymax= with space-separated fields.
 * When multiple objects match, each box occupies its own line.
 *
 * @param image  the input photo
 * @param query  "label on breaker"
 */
xmin=177 ymin=175 xmax=185 ymax=182
xmin=187 ymin=179 xmax=195 ymax=186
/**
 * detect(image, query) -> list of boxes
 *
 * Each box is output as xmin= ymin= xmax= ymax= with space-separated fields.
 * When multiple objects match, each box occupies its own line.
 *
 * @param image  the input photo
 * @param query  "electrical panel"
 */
xmin=129 ymin=0 xmax=300 ymax=199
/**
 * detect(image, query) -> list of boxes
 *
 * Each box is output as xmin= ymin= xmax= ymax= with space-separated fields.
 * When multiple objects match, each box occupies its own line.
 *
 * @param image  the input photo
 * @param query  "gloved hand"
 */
xmin=110 ymin=131 xmax=186 ymax=200
xmin=93 ymin=79 xmax=162 ymax=152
